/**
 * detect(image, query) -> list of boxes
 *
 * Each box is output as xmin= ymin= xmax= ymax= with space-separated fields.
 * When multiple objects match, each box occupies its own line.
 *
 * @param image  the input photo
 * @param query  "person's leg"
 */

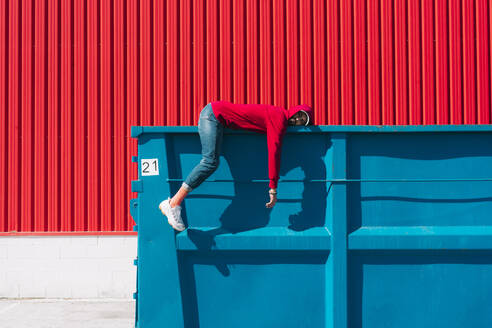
xmin=169 ymin=186 xmax=189 ymax=208
xmin=170 ymin=104 xmax=223 ymax=208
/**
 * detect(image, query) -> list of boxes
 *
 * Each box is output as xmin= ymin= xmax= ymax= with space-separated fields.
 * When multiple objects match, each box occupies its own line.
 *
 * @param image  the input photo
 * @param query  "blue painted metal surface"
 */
xmin=130 ymin=125 xmax=492 ymax=328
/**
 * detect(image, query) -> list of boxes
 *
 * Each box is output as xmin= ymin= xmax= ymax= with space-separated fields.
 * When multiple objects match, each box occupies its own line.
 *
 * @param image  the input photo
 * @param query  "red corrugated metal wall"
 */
xmin=0 ymin=0 xmax=491 ymax=233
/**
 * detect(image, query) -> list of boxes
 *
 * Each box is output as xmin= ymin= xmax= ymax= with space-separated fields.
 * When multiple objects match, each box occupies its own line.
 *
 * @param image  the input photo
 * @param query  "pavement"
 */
xmin=0 ymin=299 xmax=135 ymax=328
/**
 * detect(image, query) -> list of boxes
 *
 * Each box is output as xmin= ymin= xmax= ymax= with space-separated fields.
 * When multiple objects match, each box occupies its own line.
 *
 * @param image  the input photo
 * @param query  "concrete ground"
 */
xmin=0 ymin=299 xmax=135 ymax=328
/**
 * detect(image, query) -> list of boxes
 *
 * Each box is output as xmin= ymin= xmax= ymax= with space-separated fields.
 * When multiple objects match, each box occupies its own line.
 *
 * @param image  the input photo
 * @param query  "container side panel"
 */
xmin=347 ymin=133 xmax=492 ymax=229
xmin=349 ymin=253 xmax=492 ymax=328
xmin=181 ymin=252 xmax=328 ymax=328
xmin=137 ymin=135 xmax=185 ymax=327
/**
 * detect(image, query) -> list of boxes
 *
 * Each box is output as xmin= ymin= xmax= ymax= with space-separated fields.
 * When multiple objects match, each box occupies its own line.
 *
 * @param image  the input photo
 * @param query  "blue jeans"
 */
xmin=183 ymin=103 xmax=224 ymax=191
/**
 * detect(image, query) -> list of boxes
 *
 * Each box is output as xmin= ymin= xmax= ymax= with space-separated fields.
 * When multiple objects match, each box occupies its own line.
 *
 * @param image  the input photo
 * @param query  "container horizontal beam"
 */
xmin=131 ymin=124 xmax=492 ymax=137
xmin=167 ymin=178 xmax=492 ymax=183
xmin=349 ymin=226 xmax=492 ymax=250
xmin=176 ymin=226 xmax=331 ymax=251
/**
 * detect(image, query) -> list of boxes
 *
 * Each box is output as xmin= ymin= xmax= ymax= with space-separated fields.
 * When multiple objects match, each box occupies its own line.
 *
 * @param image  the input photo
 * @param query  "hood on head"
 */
xmin=286 ymin=104 xmax=314 ymax=126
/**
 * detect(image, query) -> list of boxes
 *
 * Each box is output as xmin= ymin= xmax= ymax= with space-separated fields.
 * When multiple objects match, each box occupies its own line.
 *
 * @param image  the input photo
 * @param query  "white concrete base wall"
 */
xmin=0 ymin=236 xmax=137 ymax=299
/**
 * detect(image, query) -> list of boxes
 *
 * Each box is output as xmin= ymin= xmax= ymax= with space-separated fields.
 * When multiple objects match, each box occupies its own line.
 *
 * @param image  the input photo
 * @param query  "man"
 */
xmin=159 ymin=100 xmax=314 ymax=231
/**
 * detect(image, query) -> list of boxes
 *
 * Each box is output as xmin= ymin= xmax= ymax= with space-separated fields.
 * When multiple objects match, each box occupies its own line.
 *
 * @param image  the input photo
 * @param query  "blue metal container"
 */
xmin=130 ymin=125 xmax=492 ymax=328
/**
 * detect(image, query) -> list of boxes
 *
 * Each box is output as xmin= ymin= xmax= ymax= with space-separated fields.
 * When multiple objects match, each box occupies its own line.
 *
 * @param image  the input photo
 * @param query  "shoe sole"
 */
xmin=159 ymin=203 xmax=185 ymax=232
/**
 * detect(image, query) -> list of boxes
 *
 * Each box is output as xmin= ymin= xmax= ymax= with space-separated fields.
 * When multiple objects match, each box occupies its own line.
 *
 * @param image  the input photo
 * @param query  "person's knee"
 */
xmin=200 ymin=157 xmax=219 ymax=172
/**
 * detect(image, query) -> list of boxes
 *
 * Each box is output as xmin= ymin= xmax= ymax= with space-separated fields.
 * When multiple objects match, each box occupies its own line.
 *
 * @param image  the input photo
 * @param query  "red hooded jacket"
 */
xmin=211 ymin=101 xmax=314 ymax=189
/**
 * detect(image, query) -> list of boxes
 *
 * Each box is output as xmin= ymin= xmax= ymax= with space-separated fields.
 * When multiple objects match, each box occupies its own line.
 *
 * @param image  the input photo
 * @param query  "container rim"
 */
xmin=131 ymin=124 xmax=492 ymax=137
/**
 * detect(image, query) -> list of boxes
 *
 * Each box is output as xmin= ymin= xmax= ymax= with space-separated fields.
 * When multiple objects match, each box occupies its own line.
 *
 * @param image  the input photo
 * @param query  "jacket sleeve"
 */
xmin=266 ymin=122 xmax=286 ymax=189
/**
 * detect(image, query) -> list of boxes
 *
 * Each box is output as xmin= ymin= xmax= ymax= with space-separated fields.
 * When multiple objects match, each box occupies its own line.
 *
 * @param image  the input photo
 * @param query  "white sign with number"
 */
xmin=141 ymin=158 xmax=159 ymax=176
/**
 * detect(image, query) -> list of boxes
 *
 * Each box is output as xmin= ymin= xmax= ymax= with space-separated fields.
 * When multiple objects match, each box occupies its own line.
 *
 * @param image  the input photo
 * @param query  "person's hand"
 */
xmin=265 ymin=189 xmax=277 ymax=208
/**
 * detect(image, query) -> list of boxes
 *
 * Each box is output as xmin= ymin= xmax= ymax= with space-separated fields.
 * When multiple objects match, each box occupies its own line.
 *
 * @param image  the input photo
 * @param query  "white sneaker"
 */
xmin=158 ymin=198 xmax=186 ymax=231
